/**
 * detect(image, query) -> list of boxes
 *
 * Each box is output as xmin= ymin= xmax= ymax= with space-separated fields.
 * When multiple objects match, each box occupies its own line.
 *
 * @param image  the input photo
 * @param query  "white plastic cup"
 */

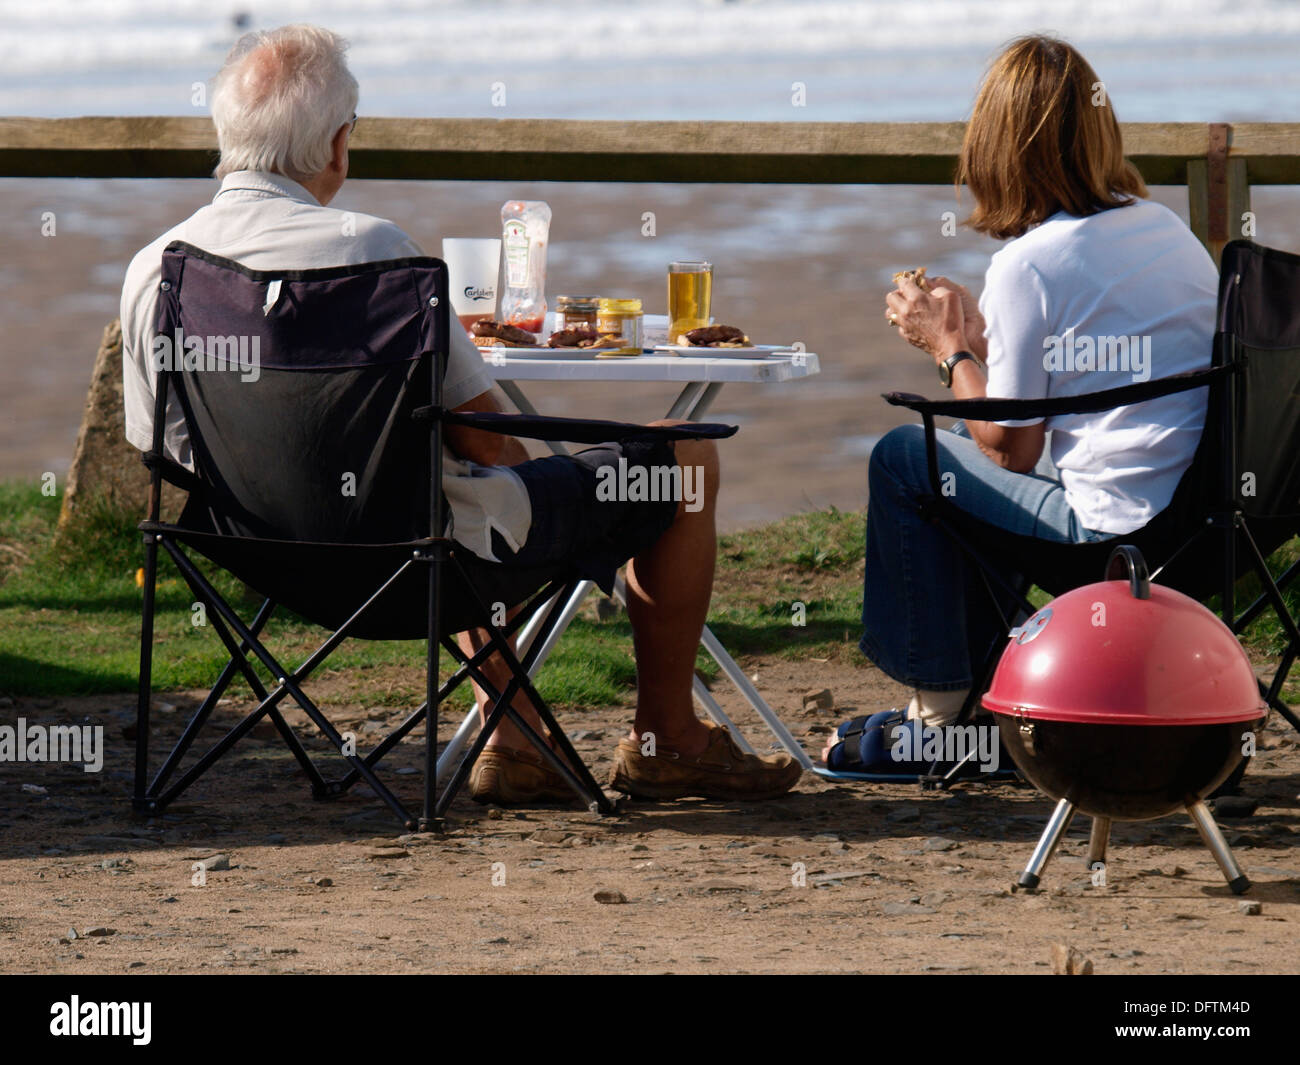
xmin=442 ymin=238 xmax=501 ymax=330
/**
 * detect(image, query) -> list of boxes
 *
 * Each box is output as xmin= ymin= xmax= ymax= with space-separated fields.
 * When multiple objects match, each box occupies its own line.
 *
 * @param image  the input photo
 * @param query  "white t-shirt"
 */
xmin=120 ymin=171 xmax=531 ymax=561
xmin=981 ymin=198 xmax=1218 ymax=534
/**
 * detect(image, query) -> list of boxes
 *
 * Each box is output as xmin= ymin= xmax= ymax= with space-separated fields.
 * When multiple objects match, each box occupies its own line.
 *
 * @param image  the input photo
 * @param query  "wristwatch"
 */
xmin=938 ymin=350 xmax=976 ymax=388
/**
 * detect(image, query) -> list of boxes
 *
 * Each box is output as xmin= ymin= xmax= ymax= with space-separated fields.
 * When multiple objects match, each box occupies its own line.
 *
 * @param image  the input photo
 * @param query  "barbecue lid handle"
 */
xmin=1105 ymin=545 xmax=1151 ymax=600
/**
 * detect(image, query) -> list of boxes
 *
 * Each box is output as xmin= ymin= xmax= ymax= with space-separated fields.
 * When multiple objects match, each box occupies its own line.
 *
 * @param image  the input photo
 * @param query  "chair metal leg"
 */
xmin=1087 ymin=816 xmax=1111 ymax=867
xmin=133 ymin=532 xmax=160 ymax=814
xmin=1187 ymin=799 xmax=1251 ymax=895
xmin=1018 ymin=798 xmax=1076 ymax=890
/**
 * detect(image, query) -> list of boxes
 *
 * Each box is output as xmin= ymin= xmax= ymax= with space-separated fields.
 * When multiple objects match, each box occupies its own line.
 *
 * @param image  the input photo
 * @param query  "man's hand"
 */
xmin=885 ymin=275 xmax=967 ymax=364
xmin=443 ymin=390 xmax=530 ymax=467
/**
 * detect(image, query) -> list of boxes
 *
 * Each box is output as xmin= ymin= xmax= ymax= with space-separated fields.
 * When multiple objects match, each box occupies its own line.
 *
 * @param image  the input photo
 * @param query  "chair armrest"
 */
xmin=883 ymin=365 xmax=1230 ymax=422
xmin=417 ymin=407 xmax=738 ymax=445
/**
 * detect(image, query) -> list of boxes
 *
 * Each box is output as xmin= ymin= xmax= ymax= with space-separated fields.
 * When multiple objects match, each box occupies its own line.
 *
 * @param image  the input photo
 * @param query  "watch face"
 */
xmin=938 ymin=360 xmax=952 ymax=387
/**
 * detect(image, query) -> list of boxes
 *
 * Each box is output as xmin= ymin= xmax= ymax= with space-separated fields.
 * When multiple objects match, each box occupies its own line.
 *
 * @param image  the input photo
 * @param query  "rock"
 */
xmin=21 ymin=784 xmax=47 ymax=796
xmin=1214 ymin=795 xmax=1259 ymax=818
xmin=100 ymin=858 xmax=126 ymax=870
xmin=487 ymin=809 xmax=503 ymax=820
xmin=264 ymin=834 xmax=287 ymax=845
xmin=529 ymin=830 xmax=570 ymax=845
xmin=923 ymin=837 xmax=959 ymax=852
xmin=700 ymin=879 xmax=745 ymax=893
xmin=570 ymin=729 xmax=605 ymax=742
xmin=884 ymin=805 xmax=921 ymax=823
xmin=270 ymin=947 xmax=298 ymax=955
xmin=1238 ymin=900 xmax=1262 ymax=916
xmin=58 ymin=318 xmax=184 ymax=537
xmin=194 ymin=854 xmax=230 ymax=872
xmin=364 ymin=848 xmax=409 ymax=861
xmin=1050 ymin=943 xmax=1094 ymax=975
xmin=128 ymin=962 xmax=145 ymax=969
xmin=803 ymin=688 xmax=834 ymax=711
xmin=593 ymin=889 xmax=627 ymax=904
xmin=82 ymin=927 xmax=116 ymax=937
xmin=811 ymin=833 xmax=840 ymax=843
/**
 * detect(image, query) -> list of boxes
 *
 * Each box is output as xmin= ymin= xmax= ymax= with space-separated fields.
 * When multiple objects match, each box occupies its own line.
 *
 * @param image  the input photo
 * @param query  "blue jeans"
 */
xmin=860 ymin=423 xmax=1112 ymax=690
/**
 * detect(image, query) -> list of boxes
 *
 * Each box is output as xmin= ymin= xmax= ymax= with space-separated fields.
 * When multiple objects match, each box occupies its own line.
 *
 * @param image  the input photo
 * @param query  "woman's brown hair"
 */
xmin=958 ymin=35 xmax=1147 ymax=240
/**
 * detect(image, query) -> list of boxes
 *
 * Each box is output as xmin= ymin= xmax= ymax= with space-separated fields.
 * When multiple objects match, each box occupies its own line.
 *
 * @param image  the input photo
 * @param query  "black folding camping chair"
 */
xmin=132 ymin=241 xmax=735 ymax=830
xmin=880 ymin=238 xmax=1300 ymax=787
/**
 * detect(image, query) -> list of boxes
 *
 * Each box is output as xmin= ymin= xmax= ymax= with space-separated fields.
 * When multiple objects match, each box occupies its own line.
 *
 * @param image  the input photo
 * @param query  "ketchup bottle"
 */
xmin=499 ymin=200 xmax=552 ymax=335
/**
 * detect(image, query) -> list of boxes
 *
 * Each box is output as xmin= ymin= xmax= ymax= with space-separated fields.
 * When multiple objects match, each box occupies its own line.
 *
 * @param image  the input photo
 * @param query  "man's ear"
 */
xmin=330 ymin=122 xmax=350 ymax=173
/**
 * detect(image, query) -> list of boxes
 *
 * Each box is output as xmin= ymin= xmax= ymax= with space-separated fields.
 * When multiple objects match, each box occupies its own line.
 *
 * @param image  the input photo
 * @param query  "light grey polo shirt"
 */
xmin=120 ymin=170 xmax=531 ymax=560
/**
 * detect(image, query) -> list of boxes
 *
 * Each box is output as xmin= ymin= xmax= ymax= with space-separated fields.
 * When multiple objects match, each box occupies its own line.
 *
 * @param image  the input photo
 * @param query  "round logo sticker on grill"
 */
xmin=1012 ymin=607 xmax=1052 ymax=644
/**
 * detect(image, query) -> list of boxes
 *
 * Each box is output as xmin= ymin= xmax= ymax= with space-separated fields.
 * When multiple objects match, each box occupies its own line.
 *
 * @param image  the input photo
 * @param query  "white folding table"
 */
xmin=435 ymin=348 xmax=823 ymax=778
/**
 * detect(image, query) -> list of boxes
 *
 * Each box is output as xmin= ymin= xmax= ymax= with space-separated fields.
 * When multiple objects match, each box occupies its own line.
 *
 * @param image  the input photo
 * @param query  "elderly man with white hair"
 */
xmin=120 ymin=24 xmax=801 ymax=806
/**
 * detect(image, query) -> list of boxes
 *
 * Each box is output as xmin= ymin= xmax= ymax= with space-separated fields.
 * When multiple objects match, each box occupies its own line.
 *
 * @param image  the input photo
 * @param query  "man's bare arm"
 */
xmin=444 ymin=390 xmax=530 ymax=467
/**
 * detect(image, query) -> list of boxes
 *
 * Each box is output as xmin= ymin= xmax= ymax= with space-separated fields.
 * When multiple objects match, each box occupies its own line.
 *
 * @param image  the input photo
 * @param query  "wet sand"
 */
xmin=4 ymin=178 xmax=1300 ymax=528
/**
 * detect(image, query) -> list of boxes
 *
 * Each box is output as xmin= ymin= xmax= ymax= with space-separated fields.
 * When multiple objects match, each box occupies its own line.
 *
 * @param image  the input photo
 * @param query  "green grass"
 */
xmin=0 ymin=481 xmax=866 ymax=708
xmin=5 ymin=481 xmax=1295 ymax=706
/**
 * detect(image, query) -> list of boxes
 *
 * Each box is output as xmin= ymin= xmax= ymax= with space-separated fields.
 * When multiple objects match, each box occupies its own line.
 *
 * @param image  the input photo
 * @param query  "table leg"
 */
xmin=682 ymin=381 xmax=724 ymax=421
xmin=665 ymin=381 xmax=709 ymax=420
xmin=499 ymin=378 xmax=567 ymax=456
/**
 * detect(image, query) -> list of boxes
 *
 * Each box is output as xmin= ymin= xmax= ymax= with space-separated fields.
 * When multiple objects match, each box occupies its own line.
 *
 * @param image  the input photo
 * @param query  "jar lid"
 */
xmin=557 ymin=295 xmax=600 ymax=307
xmin=599 ymin=298 xmax=643 ymax=313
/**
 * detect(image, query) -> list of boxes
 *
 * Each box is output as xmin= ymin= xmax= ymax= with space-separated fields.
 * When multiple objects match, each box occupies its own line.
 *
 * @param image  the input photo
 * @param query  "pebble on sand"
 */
xmin=594 ymin=889 xmax=628 ymax=904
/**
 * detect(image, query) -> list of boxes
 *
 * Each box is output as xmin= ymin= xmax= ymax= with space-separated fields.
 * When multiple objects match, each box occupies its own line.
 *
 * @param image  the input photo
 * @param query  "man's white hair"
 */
xmin=211 ymin=24 xmax=358 ymax=183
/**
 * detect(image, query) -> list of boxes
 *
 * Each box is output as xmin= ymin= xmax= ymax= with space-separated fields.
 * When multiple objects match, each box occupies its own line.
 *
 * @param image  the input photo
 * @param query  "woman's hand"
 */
xmin=928 ymin=275 xmax=987 ymax=357
xmin=885 ymin=276 xmax=968 ymax=364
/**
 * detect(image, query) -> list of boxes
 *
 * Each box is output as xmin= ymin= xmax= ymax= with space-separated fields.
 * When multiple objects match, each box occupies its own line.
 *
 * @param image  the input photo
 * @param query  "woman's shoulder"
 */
xmin=992 ymin=199 xmax=1196 ymax=276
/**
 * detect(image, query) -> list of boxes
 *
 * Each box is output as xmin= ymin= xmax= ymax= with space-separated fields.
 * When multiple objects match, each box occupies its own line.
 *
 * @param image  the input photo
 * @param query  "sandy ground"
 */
xmin=1 ymin=654 xmax=1297 ymax=975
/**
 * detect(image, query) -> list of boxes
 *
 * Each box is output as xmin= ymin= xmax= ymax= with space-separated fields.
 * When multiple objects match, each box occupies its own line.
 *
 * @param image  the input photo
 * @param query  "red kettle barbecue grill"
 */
xmin=983 ymin=547 xmax=1267 ymax=895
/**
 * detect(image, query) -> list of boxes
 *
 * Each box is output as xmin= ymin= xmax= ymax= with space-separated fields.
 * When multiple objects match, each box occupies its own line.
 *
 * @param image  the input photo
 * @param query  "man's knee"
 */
xmin=645 ymin=421 xmax=721 ymax=516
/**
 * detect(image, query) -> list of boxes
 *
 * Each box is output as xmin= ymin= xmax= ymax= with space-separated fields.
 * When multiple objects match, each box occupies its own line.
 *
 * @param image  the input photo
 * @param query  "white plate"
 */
xmin=476 ymin=344 xmax=640 ymax=359
xmin=654 ymin=343 xmax=795 ymax=359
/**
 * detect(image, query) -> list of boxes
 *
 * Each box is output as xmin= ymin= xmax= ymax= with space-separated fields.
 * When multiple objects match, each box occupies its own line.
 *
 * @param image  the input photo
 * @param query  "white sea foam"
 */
xmin=1 ymin=0 xmax=1298 ymax=118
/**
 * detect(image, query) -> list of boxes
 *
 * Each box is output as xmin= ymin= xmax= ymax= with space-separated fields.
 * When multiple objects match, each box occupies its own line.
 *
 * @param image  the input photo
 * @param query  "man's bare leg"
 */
xmin=623 ymin=428 xmax=720 ymax=758
xmin=463 ymin=425 xmax=718 ymax=757
xmin=459 ymin=611 xmax=546 ymax=751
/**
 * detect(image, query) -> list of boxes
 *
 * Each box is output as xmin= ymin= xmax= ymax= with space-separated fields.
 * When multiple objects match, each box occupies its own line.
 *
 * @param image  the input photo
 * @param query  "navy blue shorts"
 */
xmin=454 ymin=438 xmax=680 ymax=611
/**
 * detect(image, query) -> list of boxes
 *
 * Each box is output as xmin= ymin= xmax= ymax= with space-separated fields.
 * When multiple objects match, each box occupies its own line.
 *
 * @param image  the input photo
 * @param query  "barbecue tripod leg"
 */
xmin=1018 ymin=798 xmax=1075 ymax=890
xmin=1187 ymin=799 xmax=1251 ymax=895
xmin=1087 ymin=816 xmax=1111 ymax=868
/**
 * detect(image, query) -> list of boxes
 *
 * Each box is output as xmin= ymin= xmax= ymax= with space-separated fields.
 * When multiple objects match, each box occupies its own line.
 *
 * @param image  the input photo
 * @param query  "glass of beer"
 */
xmin=667 ymin=260 xmax=712 ymax=342
xmin=442 ymin=238 xmax=501 ymax=333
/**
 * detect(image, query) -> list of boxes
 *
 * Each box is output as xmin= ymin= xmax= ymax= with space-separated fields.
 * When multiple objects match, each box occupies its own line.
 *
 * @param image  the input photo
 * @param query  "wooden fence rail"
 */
xmin=4 ymin=117 xmax=1298 ymax=258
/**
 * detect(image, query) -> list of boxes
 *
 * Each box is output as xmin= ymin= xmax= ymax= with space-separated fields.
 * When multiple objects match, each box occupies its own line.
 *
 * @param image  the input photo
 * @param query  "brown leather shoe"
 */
xmin=468 ymin=745 xmax=576 ymax=805
xmin=608 ymin=722 xmax=802 ymax=800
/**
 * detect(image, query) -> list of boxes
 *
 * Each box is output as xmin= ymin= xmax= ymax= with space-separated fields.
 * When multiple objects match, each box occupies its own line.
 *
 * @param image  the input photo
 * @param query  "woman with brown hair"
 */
xmin=824 ymin=35 xmax=1218 ymax=772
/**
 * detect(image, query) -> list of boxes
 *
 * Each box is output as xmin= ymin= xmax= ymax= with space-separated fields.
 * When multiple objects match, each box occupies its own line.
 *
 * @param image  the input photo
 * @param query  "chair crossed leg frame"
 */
xmin=134 ymin=529 xmax=614 ymax=831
